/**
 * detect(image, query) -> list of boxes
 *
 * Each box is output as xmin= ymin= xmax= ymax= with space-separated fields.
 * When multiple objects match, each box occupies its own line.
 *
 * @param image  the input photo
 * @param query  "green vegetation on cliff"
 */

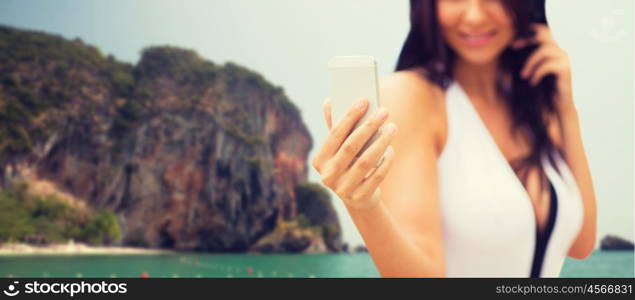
xmin=0 ymin=25 xmax=134 ymax=159
xmin=133 ymin=46 xmax=299 ymax=115
xmin=0 ymin=183 xmax=121 ymax=245
xmin=294 ymin=182 xmax=342 ymax=252
xmin=135 ymin=46 xmax=217 ymax=84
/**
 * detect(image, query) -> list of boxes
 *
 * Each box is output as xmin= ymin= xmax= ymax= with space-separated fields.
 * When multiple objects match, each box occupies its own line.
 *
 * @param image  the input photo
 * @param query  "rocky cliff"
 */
xmin=0 ymin=25 xmax=342 ymax=253
xmin=600 ymin=235 xmax=634 ymax=251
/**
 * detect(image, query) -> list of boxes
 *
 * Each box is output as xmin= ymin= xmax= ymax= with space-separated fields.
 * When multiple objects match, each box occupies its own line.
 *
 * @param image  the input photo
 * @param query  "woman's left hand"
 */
xmin=512 ymin=24 xmax=575 ymax=114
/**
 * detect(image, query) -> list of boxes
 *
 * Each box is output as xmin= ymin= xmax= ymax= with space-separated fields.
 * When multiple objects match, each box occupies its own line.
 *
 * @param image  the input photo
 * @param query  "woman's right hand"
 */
xmin=311 ymin=98 xmax=397 ymax=210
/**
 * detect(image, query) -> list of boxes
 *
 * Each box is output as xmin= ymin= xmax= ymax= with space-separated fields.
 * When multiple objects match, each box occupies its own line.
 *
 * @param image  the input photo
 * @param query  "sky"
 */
xmin=0 ymin=0 xmax=632 ymax=249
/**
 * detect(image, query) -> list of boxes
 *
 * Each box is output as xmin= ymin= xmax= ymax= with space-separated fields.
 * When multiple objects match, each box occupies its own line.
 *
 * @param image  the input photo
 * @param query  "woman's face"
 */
xmin=437 ymin=0 xmax=515 ymax=66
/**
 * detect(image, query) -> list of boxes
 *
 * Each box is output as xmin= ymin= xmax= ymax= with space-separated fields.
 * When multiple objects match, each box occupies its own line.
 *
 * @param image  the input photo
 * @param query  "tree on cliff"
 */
xmin=82 ymin=211 xmax=121 ymax=246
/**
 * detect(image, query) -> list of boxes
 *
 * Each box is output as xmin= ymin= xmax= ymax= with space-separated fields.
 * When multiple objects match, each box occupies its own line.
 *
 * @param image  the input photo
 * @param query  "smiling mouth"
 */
xmin=459 ymin=30 xmax=497 ymax=47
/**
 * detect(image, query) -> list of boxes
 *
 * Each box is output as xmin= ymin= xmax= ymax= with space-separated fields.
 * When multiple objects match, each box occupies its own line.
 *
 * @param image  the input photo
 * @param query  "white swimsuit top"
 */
xmin=437 ymin=81 xmax=584 ymax=277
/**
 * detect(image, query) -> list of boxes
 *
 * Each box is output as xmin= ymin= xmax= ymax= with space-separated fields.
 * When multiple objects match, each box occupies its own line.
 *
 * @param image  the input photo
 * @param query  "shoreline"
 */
xmin=0 ymin=242 xmax=175 ymax=256
xmin=0 ymin=242 xmax=346 ymax=256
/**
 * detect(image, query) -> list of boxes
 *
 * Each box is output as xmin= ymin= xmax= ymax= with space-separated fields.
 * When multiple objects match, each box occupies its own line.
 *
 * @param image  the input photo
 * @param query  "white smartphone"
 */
xmin=327 ymin=55 xmax=381 ymax=157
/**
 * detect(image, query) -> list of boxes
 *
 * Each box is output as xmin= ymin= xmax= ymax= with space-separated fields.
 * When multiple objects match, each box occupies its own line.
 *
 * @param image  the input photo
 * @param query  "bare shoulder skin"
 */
xmin=371 ymin=70 xmax=448 ymax=276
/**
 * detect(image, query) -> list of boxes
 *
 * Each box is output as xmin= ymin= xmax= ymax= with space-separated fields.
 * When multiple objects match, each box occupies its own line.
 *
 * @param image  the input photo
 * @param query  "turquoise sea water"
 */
xmin=0 ymin=250 xmax=632 ymax=278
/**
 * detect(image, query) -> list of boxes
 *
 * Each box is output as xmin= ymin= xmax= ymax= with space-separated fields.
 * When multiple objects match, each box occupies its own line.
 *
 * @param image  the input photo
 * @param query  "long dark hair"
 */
xmin=396 ymin=0 xmax=560 ymax=188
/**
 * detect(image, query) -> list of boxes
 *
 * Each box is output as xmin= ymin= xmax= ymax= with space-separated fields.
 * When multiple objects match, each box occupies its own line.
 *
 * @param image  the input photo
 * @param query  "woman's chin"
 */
xmin=456 ymin=52 xmax=500 ymax=67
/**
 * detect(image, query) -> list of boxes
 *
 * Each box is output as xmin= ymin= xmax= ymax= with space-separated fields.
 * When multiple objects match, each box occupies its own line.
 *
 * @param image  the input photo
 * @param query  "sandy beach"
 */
xmin=0 ymin=241 xmax=174 ymax=256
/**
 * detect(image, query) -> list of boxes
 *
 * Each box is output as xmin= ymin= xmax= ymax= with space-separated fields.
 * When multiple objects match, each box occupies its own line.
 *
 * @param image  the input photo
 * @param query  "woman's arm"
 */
xmin=347 ymin=72 xmax=447 ymax=277
xmin=518 ymin=24 xmax=598 ymax=259
xmin=556 ymin=104 xmax=597 ymax=259
xmin=312 ymin=71 xmax=446 ymax=277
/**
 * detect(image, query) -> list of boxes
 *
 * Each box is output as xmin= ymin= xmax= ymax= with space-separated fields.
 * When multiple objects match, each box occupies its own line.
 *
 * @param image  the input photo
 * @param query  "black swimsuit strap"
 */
xmin=530 ymin=180 xmax=558 ymax=278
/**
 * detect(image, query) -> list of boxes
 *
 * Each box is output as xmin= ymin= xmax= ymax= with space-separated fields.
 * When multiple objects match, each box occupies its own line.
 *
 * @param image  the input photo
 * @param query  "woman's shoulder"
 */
xmin=380 ymin=69 xmax=444 ymax=101
xmin=379 ymin=70 xmax=448 ymax=154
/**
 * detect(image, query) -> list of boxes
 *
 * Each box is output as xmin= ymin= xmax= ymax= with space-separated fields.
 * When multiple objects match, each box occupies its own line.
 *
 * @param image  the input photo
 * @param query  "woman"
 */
xmin=312 ymin=0 xmax=597 ymax=277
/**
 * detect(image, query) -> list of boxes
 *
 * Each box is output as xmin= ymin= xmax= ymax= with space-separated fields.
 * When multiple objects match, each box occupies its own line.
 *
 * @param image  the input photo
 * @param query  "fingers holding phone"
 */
xmin=313 ymin=97 xmax=396 ymax=210
xmin=329 ymin=102 xmax=387 ymax=175
xmin=334 ymin=119 xmax=397 ymax=210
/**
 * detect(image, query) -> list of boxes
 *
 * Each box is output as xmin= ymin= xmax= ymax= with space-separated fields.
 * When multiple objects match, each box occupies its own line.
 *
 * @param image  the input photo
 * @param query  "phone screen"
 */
xmin=328 ymin=56 xmax=381 ymax=156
